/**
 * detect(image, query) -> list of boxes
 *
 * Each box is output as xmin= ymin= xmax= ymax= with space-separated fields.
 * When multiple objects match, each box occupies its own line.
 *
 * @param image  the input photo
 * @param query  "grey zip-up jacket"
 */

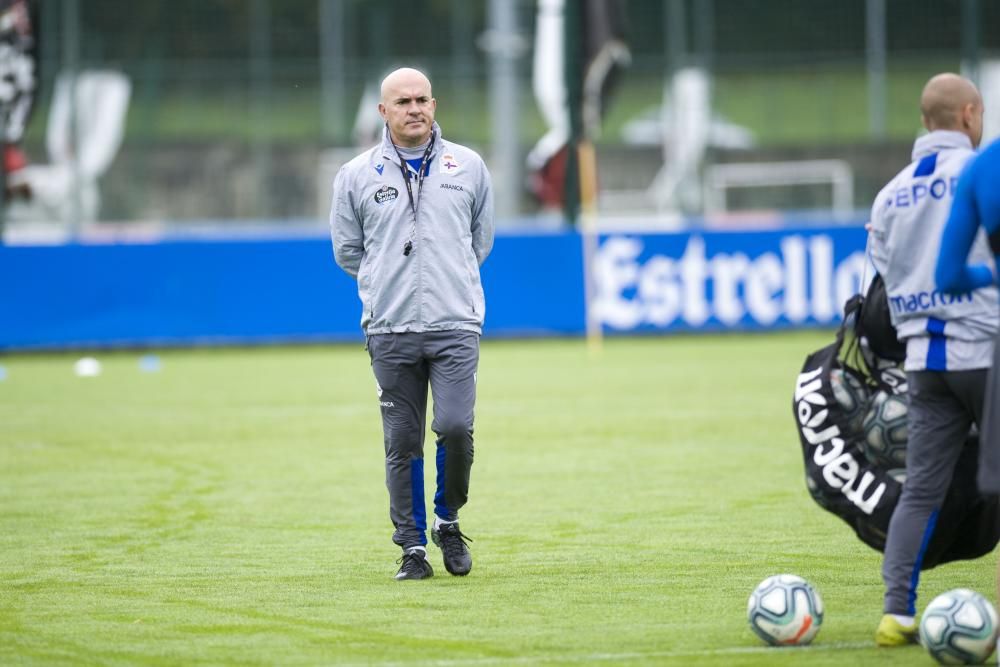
xmin=330 ymin=123 xmax=495 ymax=335
xmin=869 ymin=130 xmax=998 ymax=371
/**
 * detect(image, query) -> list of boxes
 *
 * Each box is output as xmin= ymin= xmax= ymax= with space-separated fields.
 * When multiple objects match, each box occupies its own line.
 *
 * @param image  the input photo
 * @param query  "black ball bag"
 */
xmin=793 ymin=290 xmax=999 ymax=568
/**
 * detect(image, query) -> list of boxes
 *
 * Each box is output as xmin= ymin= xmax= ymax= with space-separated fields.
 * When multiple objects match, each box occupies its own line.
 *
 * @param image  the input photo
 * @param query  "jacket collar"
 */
xmin=911 ymin=130 xmax=973 ymax=161
xmin=380 ymin=121 xmax=444 ymax=164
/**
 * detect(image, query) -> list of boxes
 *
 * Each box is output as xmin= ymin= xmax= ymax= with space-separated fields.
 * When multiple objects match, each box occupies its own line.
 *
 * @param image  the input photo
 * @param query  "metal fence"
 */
xmin=4 ymin=0 xmax=997 ymax=232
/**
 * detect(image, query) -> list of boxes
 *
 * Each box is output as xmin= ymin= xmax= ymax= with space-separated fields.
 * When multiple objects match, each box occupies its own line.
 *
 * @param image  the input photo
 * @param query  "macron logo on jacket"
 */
xmin=889 ymin=289 xmax=973 ymax=315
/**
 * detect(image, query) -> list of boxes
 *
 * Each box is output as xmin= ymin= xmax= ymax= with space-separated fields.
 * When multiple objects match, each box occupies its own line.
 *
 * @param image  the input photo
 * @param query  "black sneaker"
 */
xmin=395 ymin=548 xmax=434 ymax=581
xmin=431 ymin=522 xmax=473 ymax=576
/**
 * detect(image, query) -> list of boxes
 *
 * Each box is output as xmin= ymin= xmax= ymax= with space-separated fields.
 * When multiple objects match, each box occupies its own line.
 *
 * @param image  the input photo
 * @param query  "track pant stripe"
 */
xmin=907 ymin=508 xmax=939 ymax=615
xmin=411 ymin=458 xmax=427 ymax=544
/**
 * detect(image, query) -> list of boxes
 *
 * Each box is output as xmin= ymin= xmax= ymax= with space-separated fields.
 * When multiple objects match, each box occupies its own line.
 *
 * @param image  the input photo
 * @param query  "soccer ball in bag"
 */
xmin=829 ymin=368 xmax=870 ymax=434
xmin=747 ymin=575 xmax=824 ymax=646
xmin=861 ymin=390 xmax=908 ymax=468
xmin=919 ymin=588 xmax=998 ymax=665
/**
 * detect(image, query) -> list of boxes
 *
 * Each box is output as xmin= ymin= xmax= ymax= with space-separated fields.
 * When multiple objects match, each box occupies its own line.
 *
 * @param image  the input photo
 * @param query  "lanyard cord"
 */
xmin=391 ymin=128 xmax=436 ymax=256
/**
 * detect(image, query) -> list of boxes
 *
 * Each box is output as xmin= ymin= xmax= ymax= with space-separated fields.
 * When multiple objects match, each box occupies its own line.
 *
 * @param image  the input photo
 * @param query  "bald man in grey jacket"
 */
xmin=331 ymin=67 xmax=494 ymax=581
xmin=869 ymin=72 xmax=998 ymax=645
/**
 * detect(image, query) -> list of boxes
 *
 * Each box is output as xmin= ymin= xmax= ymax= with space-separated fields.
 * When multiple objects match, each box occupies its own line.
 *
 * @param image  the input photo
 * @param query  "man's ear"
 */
xmin=378 ymin=103 xmax=387 ymax=120
xmin=961 ymin=102 xmax=977 ymax=129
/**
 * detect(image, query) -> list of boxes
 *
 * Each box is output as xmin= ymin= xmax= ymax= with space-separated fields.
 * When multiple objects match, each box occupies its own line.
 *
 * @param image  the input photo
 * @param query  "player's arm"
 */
xmin=470 ymin=158 xmax=495 ymax=266
xmin=935 ymin=161 xmax=995 ymax=293
xmin=330 ymin=165 xmax=364 ymax=278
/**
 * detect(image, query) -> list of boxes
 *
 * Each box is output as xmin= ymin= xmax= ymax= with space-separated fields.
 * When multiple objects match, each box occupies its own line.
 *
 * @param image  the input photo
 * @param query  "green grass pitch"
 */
xmin=1 ymin=331 xmax=994 ymax=665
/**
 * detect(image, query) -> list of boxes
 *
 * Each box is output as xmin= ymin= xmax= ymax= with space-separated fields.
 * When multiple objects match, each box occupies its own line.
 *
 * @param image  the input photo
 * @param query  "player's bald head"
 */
xmin=380 ymin=67 xmax=432 ymax=103
xmin=920 ymin=73 xmax=982 ymax=131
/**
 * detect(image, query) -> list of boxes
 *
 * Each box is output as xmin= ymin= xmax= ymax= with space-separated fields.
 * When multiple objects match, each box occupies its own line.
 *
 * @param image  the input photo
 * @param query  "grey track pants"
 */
xmin=882 ymin=368 xmax=987 ymax=615
xmin=978 ymin=337 xmax=1000 ymax=493
xmin=367 ymin=331 xmax=479 ymax=549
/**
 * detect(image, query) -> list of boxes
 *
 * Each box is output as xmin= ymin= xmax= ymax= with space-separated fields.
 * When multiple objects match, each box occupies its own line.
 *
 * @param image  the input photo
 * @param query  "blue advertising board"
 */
xmin=591 ymin=226 xmax=868 ymax=333
xmin=0 ymin=225 xmax=866 ymax=350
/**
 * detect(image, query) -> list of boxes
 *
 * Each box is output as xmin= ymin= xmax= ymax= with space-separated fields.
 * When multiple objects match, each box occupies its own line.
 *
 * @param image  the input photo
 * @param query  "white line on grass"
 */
xmin=343 ymin=640 xmax=875 ymax=666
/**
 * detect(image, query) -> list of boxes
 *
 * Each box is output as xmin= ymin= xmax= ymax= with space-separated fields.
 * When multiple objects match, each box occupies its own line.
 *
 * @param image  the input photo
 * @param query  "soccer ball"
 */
xmin=829 ymin=368 xmax=870 ymax=434
xmin=747 ymin=574 xmax=823 ymax=646
xmin=919 ymin=588 xmax=998 ymax=664
xmin=861 ymin=390 xmax=908 ymax=468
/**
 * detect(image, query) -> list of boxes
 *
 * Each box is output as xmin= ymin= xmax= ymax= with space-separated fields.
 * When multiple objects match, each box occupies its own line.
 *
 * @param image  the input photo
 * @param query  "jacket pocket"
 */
xmin=358 ymin=265 xmax=376 ymax=323
xmin=466 ymin=260 xmax=482 ymax=316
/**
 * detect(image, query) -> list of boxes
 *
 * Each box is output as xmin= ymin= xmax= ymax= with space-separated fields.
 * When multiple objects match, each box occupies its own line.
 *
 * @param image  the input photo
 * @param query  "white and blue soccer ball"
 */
xmin=747 ymin=574 xmax=824 ymax=646
xmin=919 ymin=588 xmax=998 ymax=665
